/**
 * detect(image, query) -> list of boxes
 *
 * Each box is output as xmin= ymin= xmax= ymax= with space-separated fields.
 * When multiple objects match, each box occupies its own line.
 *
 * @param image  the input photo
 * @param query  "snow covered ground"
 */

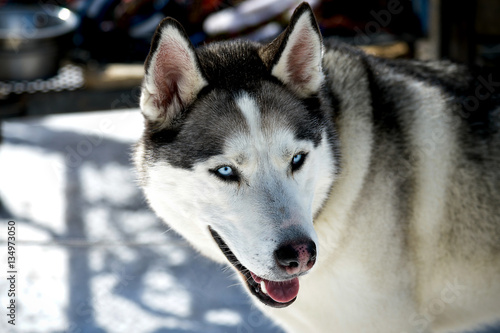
xmin=0 ymin=110 xmax=282 ymax=333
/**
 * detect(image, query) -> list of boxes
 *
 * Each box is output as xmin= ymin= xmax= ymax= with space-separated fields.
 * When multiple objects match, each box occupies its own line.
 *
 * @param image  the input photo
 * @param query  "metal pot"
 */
xmin=0 ymin=4 xmax=79 ymax=81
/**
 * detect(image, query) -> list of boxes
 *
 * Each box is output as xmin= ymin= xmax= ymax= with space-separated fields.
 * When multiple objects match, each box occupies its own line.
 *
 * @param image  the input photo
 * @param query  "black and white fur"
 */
xmin=135 ymin=3 xmax=500 ymax=332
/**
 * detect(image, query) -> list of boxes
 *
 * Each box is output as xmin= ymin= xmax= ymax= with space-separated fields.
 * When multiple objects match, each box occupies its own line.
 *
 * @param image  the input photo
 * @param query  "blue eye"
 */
xmin=291 ymin=153 xmax=307 ymax=172
xmin=217 ymin=166 xmax=233 ymax=176
xmin=213 ymin=165 xmax=239 ymax=182
xmin=292 ymin=154 xmax=303 ymax=165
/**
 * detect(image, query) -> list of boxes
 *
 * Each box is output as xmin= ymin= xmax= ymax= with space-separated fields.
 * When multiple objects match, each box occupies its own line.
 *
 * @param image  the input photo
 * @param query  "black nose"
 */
xmin=274 ymin=240 xmax=317 ymax=275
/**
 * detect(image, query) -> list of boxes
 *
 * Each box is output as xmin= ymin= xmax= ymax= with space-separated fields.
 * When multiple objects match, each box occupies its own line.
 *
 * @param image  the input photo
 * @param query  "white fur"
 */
xmin=142 ymin=92 xmax=335 ymax=282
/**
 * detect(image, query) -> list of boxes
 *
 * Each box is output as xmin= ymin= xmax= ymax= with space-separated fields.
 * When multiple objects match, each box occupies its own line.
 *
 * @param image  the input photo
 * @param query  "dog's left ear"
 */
xmin=260 ymin=2 xmax=324 ymax=97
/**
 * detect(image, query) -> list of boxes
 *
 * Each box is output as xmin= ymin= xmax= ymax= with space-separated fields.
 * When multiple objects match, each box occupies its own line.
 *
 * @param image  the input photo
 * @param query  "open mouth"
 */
xmin=208 ymin=226 xmax=299 ymax=308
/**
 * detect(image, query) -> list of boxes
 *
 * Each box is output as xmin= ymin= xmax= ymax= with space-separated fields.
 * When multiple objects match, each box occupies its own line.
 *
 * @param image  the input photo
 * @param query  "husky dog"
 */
xmin=134 ymin=2 xmax=500 ymax=332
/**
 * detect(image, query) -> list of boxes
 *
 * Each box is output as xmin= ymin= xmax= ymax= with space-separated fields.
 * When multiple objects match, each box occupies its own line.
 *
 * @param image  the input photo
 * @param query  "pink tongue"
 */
xmin=264 ymin=278 xmax=300 ymax=303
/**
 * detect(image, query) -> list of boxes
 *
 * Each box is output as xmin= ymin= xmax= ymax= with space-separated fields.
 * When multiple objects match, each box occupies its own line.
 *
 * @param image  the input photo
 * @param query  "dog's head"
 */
xmin=135 ymin=3 xmax=338 ymax=307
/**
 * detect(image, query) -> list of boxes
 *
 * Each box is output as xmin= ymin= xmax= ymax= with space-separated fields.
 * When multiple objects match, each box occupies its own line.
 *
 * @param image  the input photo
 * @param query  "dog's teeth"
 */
xmin=261 ymin=281 xmax=267 ymax=295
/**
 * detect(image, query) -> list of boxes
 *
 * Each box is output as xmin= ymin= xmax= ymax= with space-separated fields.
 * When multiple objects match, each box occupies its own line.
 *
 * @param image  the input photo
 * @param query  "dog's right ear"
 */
xmin=141 ymin=18 xmax=207 ymax=129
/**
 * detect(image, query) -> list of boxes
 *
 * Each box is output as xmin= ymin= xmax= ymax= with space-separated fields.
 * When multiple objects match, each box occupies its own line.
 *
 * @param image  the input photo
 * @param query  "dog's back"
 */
xmin=315 ymin=40 xmax=500 ymax=332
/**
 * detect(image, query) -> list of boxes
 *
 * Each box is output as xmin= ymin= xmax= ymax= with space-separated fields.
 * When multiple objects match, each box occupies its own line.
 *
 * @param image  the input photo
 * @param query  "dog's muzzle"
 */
xmin=208 ymin=226 xmax=316 ymax=307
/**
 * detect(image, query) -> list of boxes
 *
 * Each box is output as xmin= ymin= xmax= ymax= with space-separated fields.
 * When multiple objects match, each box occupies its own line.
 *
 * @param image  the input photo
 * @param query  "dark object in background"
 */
xmin=72 ymin=0 xmax=229 ymax=64
xmin=315 ymin=0 xmax=423 ymax=44
xmin=0 ymin=4 xmax=79 ymax=81
xmin=440 ymin=0 xmax=500 ymax=67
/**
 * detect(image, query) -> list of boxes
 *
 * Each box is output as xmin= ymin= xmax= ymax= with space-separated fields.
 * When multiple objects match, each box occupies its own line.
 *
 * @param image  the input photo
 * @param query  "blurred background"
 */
xmin=0 ymin=0 xmax=499 ymax=332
